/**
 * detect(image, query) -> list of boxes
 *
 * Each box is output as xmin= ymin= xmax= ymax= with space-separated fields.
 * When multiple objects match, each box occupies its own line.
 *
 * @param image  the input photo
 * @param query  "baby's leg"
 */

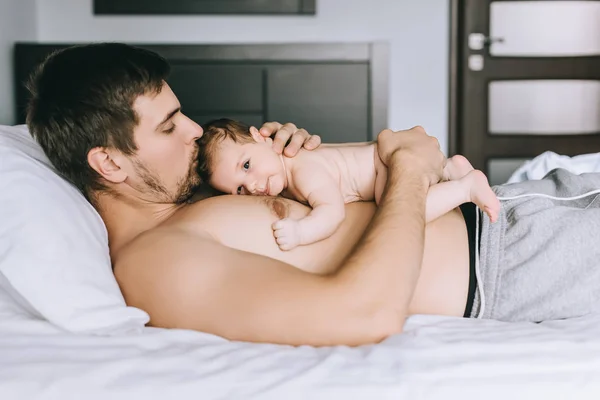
xmin=374 ymin=148 xmax=498 ymax=222
xmin=444 ymin=155 xmax=474 ymax=181
xmin=427 ymin=170 xmax=500 ymax=223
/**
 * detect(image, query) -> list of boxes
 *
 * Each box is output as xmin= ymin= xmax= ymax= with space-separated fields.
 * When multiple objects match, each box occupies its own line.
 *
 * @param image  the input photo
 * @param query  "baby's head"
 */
xmin=196 ymin=118 xmax=287 ymax=196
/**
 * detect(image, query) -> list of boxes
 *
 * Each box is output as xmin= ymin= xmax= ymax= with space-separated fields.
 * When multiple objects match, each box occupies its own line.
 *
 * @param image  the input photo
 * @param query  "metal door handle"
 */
xmin=469 ymin=33 xmax=505 ymax=50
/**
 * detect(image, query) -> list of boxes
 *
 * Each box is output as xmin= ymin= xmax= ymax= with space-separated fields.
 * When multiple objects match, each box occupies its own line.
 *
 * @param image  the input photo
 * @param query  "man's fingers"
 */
xmin=283 ymin=128 xmax=309 ymax=157
xmin=376 ymin=128 xmax=393 ymax=141
xmin=272 ymin=123 xmax=298 ymax=154
xmin=259 ymin=121 xmax=283 ymax=138
xmin=273 ymin=123 xmax=299 ymax=154
xmin=303 ymin=134 xmax=321 ymax=151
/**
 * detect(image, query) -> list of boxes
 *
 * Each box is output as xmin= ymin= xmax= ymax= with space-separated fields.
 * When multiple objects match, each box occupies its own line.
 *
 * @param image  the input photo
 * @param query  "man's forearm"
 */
xmin=334 ymin=157 xmax=429 ymax=326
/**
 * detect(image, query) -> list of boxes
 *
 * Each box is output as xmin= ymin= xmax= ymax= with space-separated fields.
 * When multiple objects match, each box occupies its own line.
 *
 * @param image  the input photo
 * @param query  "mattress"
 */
xmin=2 ymin=292 xmax=600 ymax=400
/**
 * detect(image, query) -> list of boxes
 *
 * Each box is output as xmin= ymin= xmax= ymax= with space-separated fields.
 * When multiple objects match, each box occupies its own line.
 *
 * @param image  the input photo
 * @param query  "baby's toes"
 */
xmin=484 ymin=205 xmax=499 ymax=223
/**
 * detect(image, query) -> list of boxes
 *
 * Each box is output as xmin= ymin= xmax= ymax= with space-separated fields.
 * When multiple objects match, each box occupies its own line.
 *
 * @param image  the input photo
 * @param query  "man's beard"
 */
xmin=133 ymin=151 xmax=201 ymax=205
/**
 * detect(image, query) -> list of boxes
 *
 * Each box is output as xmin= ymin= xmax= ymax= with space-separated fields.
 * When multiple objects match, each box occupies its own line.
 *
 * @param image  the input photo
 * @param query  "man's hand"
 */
xmin=254 ymin=122 xmax=321 ymax=157
xmin=376 ymin=126 xmax=446 ymax=186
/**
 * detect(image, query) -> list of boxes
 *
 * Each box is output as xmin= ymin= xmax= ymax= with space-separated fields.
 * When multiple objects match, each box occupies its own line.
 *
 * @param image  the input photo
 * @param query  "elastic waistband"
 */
xmin=459 ymin=202 xmax=479 ymax=318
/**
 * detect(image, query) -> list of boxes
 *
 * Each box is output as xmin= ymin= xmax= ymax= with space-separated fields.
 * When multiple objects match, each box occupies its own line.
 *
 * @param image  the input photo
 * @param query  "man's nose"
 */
xmin=184 ymin=115 xmax=204 ymax=144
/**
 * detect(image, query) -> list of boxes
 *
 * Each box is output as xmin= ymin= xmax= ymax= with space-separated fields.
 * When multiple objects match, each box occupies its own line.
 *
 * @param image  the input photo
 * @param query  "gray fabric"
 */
xmin=470 ymin=168 xmax=600 ymax=322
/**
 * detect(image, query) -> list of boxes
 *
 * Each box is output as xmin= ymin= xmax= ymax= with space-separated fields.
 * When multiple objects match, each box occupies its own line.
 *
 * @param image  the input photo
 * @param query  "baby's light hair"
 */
xmin=196 ymin=118 xmax=256 ymax=186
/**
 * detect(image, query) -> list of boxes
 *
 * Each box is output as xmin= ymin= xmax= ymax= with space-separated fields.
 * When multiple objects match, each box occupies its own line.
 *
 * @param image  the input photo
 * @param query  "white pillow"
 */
xmin=0 ymin=124 xmax=149 ymax=334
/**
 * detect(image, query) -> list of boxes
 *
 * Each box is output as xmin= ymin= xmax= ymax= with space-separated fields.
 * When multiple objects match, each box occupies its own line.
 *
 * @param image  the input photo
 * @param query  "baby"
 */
xmin=196 ymin=118 xmax=500 ymax=251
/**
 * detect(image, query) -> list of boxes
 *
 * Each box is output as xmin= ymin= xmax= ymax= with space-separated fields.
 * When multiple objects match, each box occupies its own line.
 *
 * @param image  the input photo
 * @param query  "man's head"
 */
xmin=26 ymin=43 xmax=203 ymax=206
xmin=197 ymin=118 xmax=287 ymax=196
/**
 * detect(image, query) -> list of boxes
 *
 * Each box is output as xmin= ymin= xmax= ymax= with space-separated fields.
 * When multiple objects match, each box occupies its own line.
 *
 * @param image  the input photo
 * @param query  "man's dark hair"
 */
xmin=26 ymin=42 xmax=170 ymax=202
xmin=196 ymin=118 xmax=255 ymax=185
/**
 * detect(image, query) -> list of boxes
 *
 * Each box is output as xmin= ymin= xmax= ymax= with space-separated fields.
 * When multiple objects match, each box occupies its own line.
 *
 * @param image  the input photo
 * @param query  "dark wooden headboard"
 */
xmin=14 ymin=42 xmax=388 ymax=143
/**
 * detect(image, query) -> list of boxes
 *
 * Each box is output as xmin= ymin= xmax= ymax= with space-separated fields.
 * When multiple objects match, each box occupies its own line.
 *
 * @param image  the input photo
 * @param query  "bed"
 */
xmin=3 ymin=41 xmax=600 ymax=398
xmin=3 ymin=301 xmax=600 ymax=399
xmin=3 ymin=121 xmax=600 ymax=399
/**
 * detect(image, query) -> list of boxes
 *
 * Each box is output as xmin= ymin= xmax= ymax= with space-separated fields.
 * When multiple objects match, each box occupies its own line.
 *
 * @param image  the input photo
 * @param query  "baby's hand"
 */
xmin=272 ymin=218 xmax=302 ymax=251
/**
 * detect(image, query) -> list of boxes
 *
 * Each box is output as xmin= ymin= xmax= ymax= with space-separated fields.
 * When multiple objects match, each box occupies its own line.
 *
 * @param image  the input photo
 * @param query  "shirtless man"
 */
xmin=195 ymin=118 xmax=499 ymax=250
xmin=27 ymin=43 xmax=600 ymax=347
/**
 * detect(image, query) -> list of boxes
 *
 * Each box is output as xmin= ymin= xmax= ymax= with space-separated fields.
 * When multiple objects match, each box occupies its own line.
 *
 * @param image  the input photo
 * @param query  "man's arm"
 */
xmin=330 ymin=126 xmax=445 ymax=325
xmin=118 ymin=231 xmax=388 ymax=347
xmin=117 ymin=126 xmax=444 ymax=347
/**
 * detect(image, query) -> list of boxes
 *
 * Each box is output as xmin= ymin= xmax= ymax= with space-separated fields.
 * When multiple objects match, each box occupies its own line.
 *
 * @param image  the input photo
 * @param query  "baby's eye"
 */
xmin=243 ymin=160 xmax=250 ymax=170
xmin=237 ymin=186 xmax=243 ymax=195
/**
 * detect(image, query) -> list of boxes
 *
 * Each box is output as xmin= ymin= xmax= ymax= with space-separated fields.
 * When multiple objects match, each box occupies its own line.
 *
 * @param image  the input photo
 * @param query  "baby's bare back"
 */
xmin=286 ymin=142 xmax=379 ymax=204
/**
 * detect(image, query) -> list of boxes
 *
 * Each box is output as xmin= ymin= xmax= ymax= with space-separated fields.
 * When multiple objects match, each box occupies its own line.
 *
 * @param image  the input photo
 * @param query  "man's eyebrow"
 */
xmin=155 ymin=107 xmax=180 ymax=131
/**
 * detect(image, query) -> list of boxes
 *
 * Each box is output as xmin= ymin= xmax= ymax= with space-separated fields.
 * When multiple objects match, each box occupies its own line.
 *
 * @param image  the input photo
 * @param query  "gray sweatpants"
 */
xmin=470 ymin=168 xmax=600 ymax=322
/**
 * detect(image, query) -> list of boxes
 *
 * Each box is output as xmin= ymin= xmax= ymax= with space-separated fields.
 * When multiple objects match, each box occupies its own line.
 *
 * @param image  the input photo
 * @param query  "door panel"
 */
xmin=489 ymin=80 xmax=600 ymax=134
xmin=450 ymin=0 xmax=600 ymax=182
xmin=490 ymin=1 xmax=600 ymax=57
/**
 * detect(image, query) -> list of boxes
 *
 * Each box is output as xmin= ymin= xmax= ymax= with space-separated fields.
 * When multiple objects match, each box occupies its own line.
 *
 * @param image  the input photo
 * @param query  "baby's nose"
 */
xmin=246 ymin=181 xmax=257 ymax=194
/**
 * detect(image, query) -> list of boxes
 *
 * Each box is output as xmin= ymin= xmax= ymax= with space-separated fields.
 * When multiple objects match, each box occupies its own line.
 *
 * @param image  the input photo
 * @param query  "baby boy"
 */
xmin=196 ymin=119 xmax=499 ymax=251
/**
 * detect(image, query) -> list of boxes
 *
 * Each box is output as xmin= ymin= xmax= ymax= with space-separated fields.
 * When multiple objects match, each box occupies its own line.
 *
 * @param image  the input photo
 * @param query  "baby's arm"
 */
xmin=273 ymin=169 xmax=345 ymax=251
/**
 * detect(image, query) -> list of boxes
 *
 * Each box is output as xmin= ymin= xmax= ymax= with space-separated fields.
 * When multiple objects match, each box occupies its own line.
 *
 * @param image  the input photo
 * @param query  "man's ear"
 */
xmin=87 ymin=147 xmax=128 ymax=184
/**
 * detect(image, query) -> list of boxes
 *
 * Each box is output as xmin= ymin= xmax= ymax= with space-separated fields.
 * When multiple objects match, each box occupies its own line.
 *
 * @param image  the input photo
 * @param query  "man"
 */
xmin=27 ymin=43 xmax=600 ymax=347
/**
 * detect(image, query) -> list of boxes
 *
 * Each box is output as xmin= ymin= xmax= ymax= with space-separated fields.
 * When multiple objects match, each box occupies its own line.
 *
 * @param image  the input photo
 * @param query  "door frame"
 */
xmin=448 ymin=0 xmax=464 ymax=157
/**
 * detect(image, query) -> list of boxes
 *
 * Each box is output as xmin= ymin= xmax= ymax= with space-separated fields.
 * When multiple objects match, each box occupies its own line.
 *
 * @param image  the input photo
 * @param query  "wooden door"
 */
xmin=450 ymin=0 xmax=600 ymax=184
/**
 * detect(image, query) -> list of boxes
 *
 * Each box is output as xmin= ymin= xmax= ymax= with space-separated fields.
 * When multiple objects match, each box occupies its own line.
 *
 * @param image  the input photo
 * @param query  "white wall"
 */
xmin=34 ymin=0 xmax=450 ymax=151
xmin=0 ymin=0 xmax=38 ymax=125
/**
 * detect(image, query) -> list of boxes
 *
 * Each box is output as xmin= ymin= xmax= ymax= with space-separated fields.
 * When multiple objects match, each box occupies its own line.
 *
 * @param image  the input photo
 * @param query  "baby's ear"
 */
xmin=249 ymin=126 xmax=266 ymax=143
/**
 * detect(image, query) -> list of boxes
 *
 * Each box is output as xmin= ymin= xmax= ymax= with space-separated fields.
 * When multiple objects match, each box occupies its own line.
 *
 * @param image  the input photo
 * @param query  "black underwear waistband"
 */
xmin=459 ymin=202 xmax=478 ymax=318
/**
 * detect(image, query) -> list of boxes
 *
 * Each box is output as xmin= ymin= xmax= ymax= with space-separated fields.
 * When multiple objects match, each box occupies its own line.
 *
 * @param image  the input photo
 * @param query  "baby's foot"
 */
xmin=444 ymin=155 xmax=474 ymax=181
xmin=464 ymin=170 xmax=500 ymax=223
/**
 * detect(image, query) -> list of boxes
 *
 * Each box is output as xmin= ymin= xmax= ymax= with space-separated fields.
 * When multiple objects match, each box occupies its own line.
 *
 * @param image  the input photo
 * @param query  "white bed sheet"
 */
xmin=2 ymin=286 xmax=600 ymax=400
xmin=4 ymin=145 xmax=600 ymax=399
xmin=508 ymin=151 xmax=600 ymax=183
